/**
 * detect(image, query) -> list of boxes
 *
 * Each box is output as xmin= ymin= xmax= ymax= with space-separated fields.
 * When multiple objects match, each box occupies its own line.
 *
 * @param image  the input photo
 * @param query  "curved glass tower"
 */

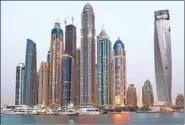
xmin=23 ymin=39 xmax=37 ymax=105
xmin=154 ymin=10 xmax=172 ymax=106
xmin=97 ymin=28 xmax=112 ymax=106
xmin=112 ymin=38 xmax=127 ymax=106
xmin=49 ymin=22 xmax=64 ymax=106
xmin=80 ymin=3 xmax=96 ymax=106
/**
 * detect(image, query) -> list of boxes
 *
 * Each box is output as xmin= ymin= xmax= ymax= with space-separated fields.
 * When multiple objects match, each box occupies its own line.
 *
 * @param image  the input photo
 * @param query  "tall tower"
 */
xmin=15 ymin=63 xmax=24 ymax=105
xmin=23 ymin=39 xmax=37 ymax=105
xmin=60 ymin=54 xmax=75 ymax=106
xmin=38 ymin=62 xmax=49 ymax=107
xmin=65 ymin=24 xmax=76 ymax=60
xmin=80 ymin=3 xmax=96 ymax=106
xmin=74 ymin=48 xmax=81 ymax=106
xmin=154 ymin=10 xmax=172 ymax=106
xmin=142 ymin=79 xmax=154 ymax=108
xmin=49 ymin=22 xmax=64 ymax=106
xmin=112 ymin=38 xmax=127 ymax=106
xmin=97 ymin=28 xmax=112 ymax=106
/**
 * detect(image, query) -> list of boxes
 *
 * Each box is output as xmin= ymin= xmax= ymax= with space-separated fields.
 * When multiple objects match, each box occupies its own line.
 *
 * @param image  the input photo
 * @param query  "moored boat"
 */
xmin=58 ymin=109 xmax=78 ymax=116
xmin=45 ymin=109 xmax=58 ymax=115
xmin=1 ymin=109 xmax=17 ymax=115
xmin=65 ymin=109 xmax=79 ymax=116
xmin=77 ymin=106 xmax=100 ymax=115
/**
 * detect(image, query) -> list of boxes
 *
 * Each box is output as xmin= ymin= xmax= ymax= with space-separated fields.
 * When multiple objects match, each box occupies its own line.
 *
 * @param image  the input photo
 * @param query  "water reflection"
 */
xmin=74 ymin=116 xmax=96 ymax=124
xmin=60 ymin=116 xmax=68 ymax=124
xmin=68 ymin=119 xmax=74 ymax=124
xmin=111 ymin=113 xmax=129 ymax=124
xmin=173 ymin=112 xmax=177 ymax=118
xmin=1 ymin=112 xmax=184 ymax=124
xmin=156 ymin=113 xmax=160 ymax=118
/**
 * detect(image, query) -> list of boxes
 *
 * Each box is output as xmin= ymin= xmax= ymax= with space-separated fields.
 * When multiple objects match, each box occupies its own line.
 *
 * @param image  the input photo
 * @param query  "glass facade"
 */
xmin=47 ymin=50 xmax=50 ymax=62
xmin=97 ymin=29 xmax=112 ymax=106
xmin=15 ymin=63 xmax=24 ymax=105
xmin=61 ymin=55 xmax=74 ymax=106
xmin=23 ymin=39 xmax=37 ymax=105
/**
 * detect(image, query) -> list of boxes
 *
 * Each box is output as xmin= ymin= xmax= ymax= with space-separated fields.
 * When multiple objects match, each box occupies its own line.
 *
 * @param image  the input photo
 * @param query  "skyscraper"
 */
xmin=154 ymin=10 xmax=172 ymax=106
xmin=142 ymin=79 xmax=154 ymax=108
xmin=65 ymin=24 xmax=76 ymax=60
xmin=97 ymin=28 xmax=112 ymax=106
xmin=60 ymin=54 xmax=75 ymax=106
xmin=23 ymin=39 xmax=37 ymax=105
xmin=80 ymin=3 xmax=96 ymax=106
xmin=38 ymin=62 xmax=49 ymax=107
xmin=74 ymin=48 xmax=81 ymax=106
xmin=112 ymin=38 xmax=127 ymax=106
xmin=49 ymin=22 xmax=64 ymax=106
xmin=15 ymin=63 xmax=24 ymax=105
xmin=127 ymin=84 xmax=137 ymax=107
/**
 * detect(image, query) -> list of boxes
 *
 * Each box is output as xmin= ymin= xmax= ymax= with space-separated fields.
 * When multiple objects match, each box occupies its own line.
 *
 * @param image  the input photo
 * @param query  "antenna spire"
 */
xmin=102 ymin=24 xmax=104 ymax=31
xmin=72 ymin=16 xmax=74 ymax=25
xmin=64 ymin=19 xmax=66 ymax=26
xmin=72 ymin=12 xmax=75 ymax=25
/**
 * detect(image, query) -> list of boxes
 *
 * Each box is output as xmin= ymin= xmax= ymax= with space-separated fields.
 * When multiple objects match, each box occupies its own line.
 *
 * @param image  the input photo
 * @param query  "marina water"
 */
xmin=1 ymin=112 xmax=184 ymax=124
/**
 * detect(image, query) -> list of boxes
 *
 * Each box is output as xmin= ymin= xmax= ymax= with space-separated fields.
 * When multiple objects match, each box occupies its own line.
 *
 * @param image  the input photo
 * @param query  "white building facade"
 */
xmin=154 ymin=10 xmax=172 ymax=106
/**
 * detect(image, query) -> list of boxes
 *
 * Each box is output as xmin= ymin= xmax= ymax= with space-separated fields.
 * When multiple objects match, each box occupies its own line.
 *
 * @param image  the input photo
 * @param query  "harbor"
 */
xmin=1 ymin=104 xmax=184 ymax=116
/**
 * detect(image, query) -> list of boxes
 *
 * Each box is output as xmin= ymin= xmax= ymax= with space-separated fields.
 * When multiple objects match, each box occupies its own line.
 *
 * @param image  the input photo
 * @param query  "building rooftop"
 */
xmin=83 ymin=3 xmax=93 ymax=12
xmin=144 ymin=79 xmax=152 ymax=86
xmin=98 ymin=27 xmax=108 ymax=40
xmin=113 ymin=37 xmax=125 ymax=51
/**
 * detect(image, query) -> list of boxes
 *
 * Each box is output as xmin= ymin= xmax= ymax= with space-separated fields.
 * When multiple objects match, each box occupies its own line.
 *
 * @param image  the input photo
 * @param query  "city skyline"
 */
xmin=1 ymin=1 xmax=184 ymax=106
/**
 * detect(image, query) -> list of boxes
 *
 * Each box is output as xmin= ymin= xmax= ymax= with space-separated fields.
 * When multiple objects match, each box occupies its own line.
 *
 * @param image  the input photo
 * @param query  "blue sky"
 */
xmin=1 ymin=1 xmax=184 ymax=106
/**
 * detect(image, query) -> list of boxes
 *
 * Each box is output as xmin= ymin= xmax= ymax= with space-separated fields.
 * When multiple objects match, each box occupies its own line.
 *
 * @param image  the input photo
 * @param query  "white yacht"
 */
xmin=45 ymin=109 xmax=57 ymax=115
xmin=15 ymin=105 xmax=35 ymax=115
xmin=1 ymin=109 xmax=16 ymax=115
xmin=77 ymin=106 xmax=100 ymax=115
xmin=37 ymin=109 xmax=57 ymax=115
xmin=65 ymin=109 xmax=79 ymax=116
xmin=58 ymin=109 xmax=67 ymax=115
xmin=58 ymin=109 xmax=78 ymax=116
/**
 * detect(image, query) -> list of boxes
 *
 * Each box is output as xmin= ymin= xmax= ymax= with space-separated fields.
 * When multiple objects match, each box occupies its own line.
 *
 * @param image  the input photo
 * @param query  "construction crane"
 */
xmin=64 ymin=14 xmax=70 ymax=26
xmin=72 ymin=12 xmax=76 ymax=25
